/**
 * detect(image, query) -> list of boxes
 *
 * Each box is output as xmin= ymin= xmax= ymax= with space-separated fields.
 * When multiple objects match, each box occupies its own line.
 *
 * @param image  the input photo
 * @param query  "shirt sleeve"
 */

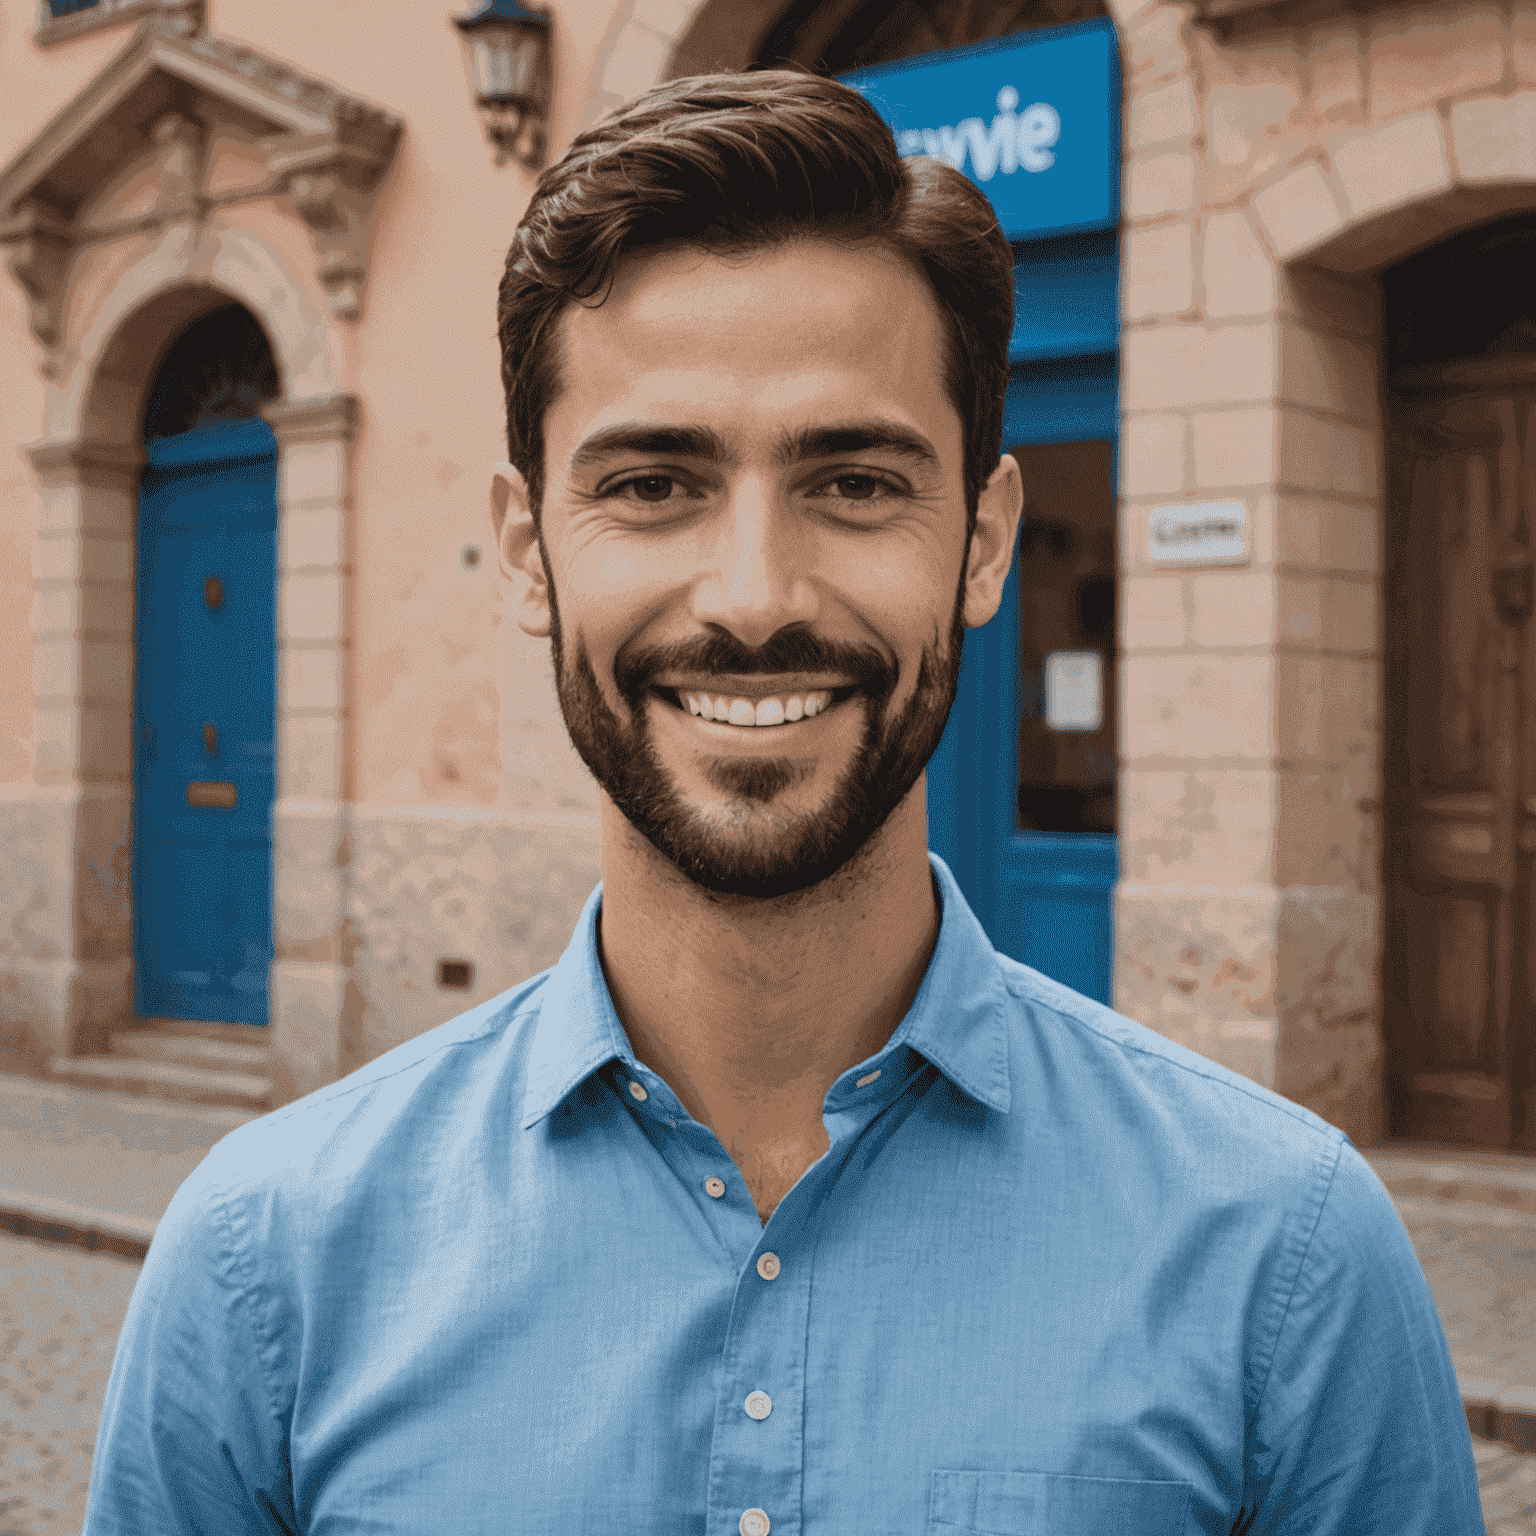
xmin=1240 ymin=1139 xmax=1486 ymax=1535
xmin=83 ymin=1162 xmax=297 ymax=1536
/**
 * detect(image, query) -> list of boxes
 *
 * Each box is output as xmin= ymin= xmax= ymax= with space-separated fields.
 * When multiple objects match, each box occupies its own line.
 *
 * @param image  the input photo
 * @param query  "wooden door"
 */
xmin=133 ymin=418 xmax=277 ymax=1025
xmin=1385 ymin=361 xmax=1536 ymax=1149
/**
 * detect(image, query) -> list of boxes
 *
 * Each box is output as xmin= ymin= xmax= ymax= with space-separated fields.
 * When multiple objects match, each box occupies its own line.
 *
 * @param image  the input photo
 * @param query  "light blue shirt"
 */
xmin=86 ymin=856 xmax=1483 ymax=1535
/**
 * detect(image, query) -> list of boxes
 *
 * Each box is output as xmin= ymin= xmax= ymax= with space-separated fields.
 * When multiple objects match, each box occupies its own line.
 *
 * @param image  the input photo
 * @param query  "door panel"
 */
xmin=133 ymin=418 xmax=277 ymax=1024
xmin=1385 ymin=380 xmax=1536 ymax=1148
xmin=929 ymin=356 xmax=1118 ymax=1004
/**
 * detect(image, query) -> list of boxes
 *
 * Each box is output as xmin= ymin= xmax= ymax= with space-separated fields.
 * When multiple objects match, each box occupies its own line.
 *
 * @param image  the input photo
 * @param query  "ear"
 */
xmin=962 ymin=453 xmax=1024 ymax=629
xmin=492 ymin=460 xmax=551 ymax=639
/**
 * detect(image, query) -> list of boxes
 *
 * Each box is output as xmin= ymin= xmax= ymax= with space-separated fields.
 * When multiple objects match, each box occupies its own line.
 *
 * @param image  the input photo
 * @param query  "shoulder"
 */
xmin=991 ymin=954 xmax=1355 ymax=1213
xmin=174 ymin=970 xmax=552 ymax=1220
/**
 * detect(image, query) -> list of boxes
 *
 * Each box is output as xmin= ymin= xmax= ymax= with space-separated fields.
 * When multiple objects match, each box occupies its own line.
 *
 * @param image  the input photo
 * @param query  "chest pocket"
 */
xmin=929 ymin=1470 xmax=1190 ymax=1535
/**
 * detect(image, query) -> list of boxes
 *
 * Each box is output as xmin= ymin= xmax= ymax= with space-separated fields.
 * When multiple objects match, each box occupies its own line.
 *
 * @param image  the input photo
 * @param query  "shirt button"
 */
xmin=628 ymin=1081 xmax=648 ymax=1101
xmin=739 ymin=1510 xmax=770 ymax=1536
xmin=704 ymin=1176 xmax=726 ymax=1198
xmin=755 ymin=1252 xmax=780 ymax=1281
xmin=744 ymin=1390 xmax=772 ymax=1420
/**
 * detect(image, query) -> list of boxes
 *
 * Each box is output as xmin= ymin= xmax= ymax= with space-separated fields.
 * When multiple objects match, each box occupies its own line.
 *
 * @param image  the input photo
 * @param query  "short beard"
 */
xmin=544 ymin=556 xmax=969 ymax=902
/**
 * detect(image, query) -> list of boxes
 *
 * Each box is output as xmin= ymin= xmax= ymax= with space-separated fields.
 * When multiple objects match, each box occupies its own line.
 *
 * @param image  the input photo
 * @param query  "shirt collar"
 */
xmin=520 ymin=852 xmax=1011 ymax=1131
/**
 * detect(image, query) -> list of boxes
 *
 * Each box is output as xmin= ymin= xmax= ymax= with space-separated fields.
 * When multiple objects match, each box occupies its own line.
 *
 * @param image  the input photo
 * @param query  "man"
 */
xmin=86 ymin=71 xmax=1482 ymax=1535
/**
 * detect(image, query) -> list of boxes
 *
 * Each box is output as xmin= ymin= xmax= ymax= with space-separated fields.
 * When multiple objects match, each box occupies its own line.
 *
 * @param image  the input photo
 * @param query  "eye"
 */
xmin=830 ymin=475 xmax=883 ymax=500
xmin=625 ymin=475 xmax=676 ymax=503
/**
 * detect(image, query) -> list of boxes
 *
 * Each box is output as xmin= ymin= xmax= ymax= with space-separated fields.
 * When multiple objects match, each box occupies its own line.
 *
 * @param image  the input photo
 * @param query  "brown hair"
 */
xmin=496 ymin=68 xmax=1015 ymax=529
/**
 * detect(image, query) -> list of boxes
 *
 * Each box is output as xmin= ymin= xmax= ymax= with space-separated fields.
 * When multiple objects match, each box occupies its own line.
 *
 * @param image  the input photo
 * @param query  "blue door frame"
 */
xmin=133 ymin=418 xmax=277 ymax=1024
xmin=929 ymin=234 xmax=1120 ymax=1004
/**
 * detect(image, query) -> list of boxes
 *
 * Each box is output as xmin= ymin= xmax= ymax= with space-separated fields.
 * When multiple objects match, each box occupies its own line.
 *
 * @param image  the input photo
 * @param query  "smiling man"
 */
xmin=85 ymin=70 xmax=1481 ymax=1536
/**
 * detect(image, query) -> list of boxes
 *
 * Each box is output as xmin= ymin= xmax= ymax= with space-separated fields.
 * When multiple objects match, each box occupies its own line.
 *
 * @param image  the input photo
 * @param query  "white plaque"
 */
xmin=1148 ymin=500 xmax=1248 ymax=567
xmin=1044 ymin=650 xmax=1102 ymax=731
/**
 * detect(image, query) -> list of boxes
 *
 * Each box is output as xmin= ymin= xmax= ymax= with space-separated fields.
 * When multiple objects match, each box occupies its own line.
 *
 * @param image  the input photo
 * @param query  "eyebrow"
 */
xmin=566 ymin=419 xmax=941 ymax=474
xmin=774 ymin=421 xmax=941 ymax=469
xmin=569 ymin=424 xmax=732 ymax=472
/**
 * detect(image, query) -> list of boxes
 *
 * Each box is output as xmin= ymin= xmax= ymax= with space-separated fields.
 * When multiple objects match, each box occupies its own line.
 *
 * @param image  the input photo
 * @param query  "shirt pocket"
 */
xmin=929 ymin=1470 xmax=1191 ymax=1535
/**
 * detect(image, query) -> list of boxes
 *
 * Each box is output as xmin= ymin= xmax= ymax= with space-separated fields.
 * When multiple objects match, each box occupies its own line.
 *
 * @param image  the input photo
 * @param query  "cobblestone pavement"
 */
xmin=1 ymin=1207 xmax=1534 ymax=1535
xmin=1397 ymin=1196 xmax=1536 ymax=1398
xmin=0 ymin=1231 xmax=138 ymax=1536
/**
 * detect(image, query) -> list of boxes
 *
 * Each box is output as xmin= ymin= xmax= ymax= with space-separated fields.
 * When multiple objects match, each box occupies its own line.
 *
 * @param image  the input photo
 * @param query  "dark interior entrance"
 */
xmin=1383 ymin=217 xmax=1536 ymax=1151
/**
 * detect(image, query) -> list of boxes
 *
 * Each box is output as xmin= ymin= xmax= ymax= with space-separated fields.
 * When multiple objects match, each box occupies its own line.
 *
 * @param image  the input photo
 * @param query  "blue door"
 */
xmin=929 ymin=230 xmax=1120 ymax=1002
xmin=133 ymin=418 xmax=277 ymax=1024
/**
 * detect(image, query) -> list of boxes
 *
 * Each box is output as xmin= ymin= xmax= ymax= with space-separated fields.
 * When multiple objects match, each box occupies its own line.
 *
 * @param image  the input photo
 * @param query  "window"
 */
xmin=36 ymin=0 xmax=199 ymax=46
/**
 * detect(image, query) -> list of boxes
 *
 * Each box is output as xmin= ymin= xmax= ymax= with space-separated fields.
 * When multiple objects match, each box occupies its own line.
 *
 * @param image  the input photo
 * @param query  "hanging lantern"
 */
xmin=453 ymin=0 xmax=554 ymax=171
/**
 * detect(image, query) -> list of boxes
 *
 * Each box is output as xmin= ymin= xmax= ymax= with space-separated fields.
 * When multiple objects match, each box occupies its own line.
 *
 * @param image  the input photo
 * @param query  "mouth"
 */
xmin=650 ymin=683 xmax=860 ymax=729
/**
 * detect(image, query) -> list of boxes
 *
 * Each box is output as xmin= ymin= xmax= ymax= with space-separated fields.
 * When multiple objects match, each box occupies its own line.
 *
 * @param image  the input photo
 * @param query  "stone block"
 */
xmin=1122 ymin=573 xmax=1188 ymax=649
xmin=0 ymin=789 xmax=75 ymax=961
xmin=1308 ymin=18 xmax=1366 ymax=126
xmin=1191 ymin=406 xmax=1277 ymax=491
xmin=1275 ymin=767 xmax=1377 ymax=889
xmin=273 ymin=804 xmax=347 ymax=960
xmin=1125 ymin=6 xmax=1190 ymax=86
xmin=279 ymin=644 xmax=343 ymax=714
xmin=1121 ymin=652 xmax=1274 ymax=763
xmin=32 ymin=637 xmax=78 ymax=702
xmin=1123 ymin=222 xmax=1196 ymax=322
xmin=1207 ymin=69 xmax=1302 ymax=171
xmin=630 ymin=0 xmax=693 ymax=34
xmin=1332 ymin=111 xmax=1453 ymax=224
xmin=269 ymin=958 xmax=347 ymax=1101
xmin=277 ymin=713 xmax=343 ymax=802
xmin=1324 ymin=575 xmax=1377 ymax=654
xmin=1123 ymin=323 xmax=1278 ymax=414
xmin=1119 ymin=414 xmax=1189 ymax=500
xmin=1273 ymin=886 xmax=1383 ymax=1144
xmin=1280 ymin=323 xmax=1378 ymax=418
xmin=278 ymin=571 xmax=344 ymax=645
xmin=73 ymin=784 xmax=131 ymax=963
xmin=279 ymin=507 xmax=345 ymax=573
xmin=1251 ymin=161 xmax=1347 ymax=264
xmin=1127 ymin=77 xmax=1198 ymax=153
xmin=78 ymin=704 xmax=132 ymax=784
xmin=1517 ymin=1 xmax=1536 ymax=85
xmin=1367 ymin=7 xmax=1503 ymax=124
xmin=1451 ymin=93 xmax=1536 ymax=185
xmin=1275 ymin=571 xmax=1324 ymax=647
xmin=1275 ymin=653 xmax=1324 ymax=759
xmin=277 ymin=440 xmax=349 ymax=510
xmin=1202 ymin=210 xmax=1278 ymax=321
xmin=1190 ymin=569 xmax=1276 ymax=649
xmin=35 ymin=532 xmax=131 ymax=584
xmin=1118 ymin=765 xmax=1275 ymax=887
xmin=1277 ymin=409 xmax=1378 ymax=502
xmin=79 ymin=638 xmax=132 ymax=704
xmin=1321 ymin=653 xmax=1376 ymax=764
xmin=1125 ymin=150 xmax=1197 ymax=222
xmin=599 ymin=22 xmax=672 ymax=102
xmin=1111 ymin=883 xmax=1280 ymax=1048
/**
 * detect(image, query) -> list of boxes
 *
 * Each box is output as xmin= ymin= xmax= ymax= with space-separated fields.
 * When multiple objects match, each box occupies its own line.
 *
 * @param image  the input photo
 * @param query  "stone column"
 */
xmin=6 ymin=438 xmax=142 ymax=1062
xmin=263 ymin=393 xmax=360 ymax=1104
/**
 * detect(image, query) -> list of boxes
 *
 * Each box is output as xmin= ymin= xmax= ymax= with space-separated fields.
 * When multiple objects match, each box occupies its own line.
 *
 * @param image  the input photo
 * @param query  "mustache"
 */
xmin=613 ymin=628 xmax=897 ymax=708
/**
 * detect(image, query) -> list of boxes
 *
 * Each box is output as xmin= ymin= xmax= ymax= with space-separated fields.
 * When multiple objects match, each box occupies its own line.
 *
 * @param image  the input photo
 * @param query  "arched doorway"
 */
xmin=1383 ymin=216 xmax=1536 ymax=1150
xmin=133 ymin=304 xmax=281 ymax=1026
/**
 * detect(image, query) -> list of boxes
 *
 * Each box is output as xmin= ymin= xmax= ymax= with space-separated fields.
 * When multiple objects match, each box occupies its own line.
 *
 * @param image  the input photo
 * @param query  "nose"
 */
xmin=691 ymin=475 xmax=819 ymax=647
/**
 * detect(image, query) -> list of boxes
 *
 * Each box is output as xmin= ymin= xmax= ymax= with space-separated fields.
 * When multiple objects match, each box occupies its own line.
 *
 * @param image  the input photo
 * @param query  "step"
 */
xmin=109 ymin=1029 xmax=271 ymax=1074
xmin=1365 ymin=1145 xmax=1536 ymax=1218
xmin=45 ymin=1053 xmax=273 ymax=1111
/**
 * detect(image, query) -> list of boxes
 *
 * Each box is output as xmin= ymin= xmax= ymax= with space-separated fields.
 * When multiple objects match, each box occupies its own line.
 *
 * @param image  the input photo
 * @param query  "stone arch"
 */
xmin=18 ymin=223 xmax=358 ymax=1101
xmin=583 ymin=0 xmax=1159 ymax=125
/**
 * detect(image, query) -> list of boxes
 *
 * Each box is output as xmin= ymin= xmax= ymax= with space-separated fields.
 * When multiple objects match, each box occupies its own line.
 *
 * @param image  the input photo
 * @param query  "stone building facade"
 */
xmin=1 ymin=0 xmax=1532 ymax=1155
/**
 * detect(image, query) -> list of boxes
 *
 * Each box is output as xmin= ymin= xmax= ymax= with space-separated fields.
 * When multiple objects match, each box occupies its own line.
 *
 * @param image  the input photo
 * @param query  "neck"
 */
xmin=595 ymin=781 xmax=940 ymax=1144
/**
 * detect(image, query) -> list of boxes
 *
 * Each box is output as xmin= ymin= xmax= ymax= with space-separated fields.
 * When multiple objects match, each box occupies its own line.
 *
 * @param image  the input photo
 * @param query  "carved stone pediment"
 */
xmin=0 ymin=19 xmax=402 ymax=373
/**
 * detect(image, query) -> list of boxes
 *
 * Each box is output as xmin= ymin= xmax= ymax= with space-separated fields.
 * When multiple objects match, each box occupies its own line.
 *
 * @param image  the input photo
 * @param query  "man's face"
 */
xmin=502 ymin=241 xmax=993 ymax=900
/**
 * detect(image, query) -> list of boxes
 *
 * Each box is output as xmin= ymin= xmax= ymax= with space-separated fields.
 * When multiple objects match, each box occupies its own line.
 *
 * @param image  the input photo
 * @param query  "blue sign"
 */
xmin=842 ymin=18 xmax=1120 ymax=244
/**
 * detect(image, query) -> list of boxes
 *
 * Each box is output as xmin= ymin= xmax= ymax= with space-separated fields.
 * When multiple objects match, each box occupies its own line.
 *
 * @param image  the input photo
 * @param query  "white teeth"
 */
xmin=679 ymin=689 xmax=835 ymax=726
